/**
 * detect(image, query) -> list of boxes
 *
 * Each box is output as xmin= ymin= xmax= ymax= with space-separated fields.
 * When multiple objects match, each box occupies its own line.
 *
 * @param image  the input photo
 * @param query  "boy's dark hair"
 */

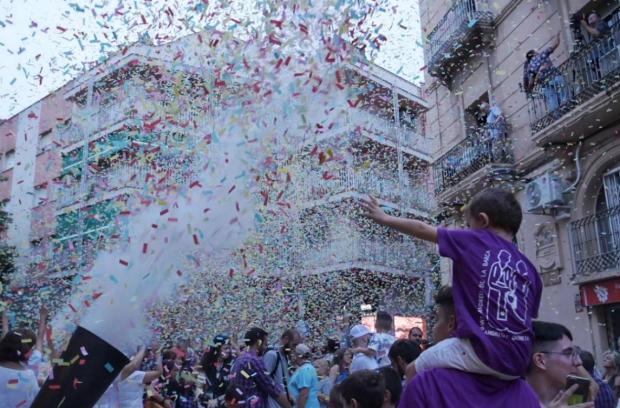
xmin=375 ymin=311 xmax=393 ymax=331
xmin=434 ymin=285 xmax=454 ymax=315
xmin=0 ymin=330 xmax=33 ymax=363
xmin=329 ymin=385 xmax=344 ymax=408
xmin=466 ymin=188 xmax=522 ymax=236
xmin=244 ymin=327 xmax=268 ymax=346
xmin=578 ymin=349 xmax=595 ymax=374
xmin=339 ymin=370 xmax=385 ymax=408
xmin=388 ymin=339 xmax=422 ymax=364
xmin=378 ymin=367 xmax=402 ymax=405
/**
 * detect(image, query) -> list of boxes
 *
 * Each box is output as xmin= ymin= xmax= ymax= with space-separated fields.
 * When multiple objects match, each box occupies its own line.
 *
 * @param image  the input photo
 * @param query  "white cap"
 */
xmin=295 ymin=343 xmax=312 ymax=356
xmin=349 ymin=324 xmax=372 ymax=339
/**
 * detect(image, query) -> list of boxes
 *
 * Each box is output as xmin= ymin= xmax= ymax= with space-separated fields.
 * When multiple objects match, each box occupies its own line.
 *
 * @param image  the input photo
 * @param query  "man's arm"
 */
xmin=550 ymin=31 xmax=561 ymax=52
xmin=35 ymin=306 xmax=48 ymax=351
xmin=361 ymin=196 xmax=437 ymax=243
xmin=121 ymin=346 xmax=146 ymax=380
xmin=580 ymin=19 xmax=601 ymax=37
xmin=296 ymin=388 xmax=309 ymax=408
xmin=143 ymin=353 xmax=163 ymax=384
xmin=276 ymin=392 xmax=292 ymax=408
xmin=2 ymin=308 xmax=8 ymax=337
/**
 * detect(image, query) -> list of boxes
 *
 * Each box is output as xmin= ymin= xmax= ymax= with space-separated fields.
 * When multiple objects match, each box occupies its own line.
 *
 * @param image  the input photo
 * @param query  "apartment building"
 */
xmin=420 ymin=0 xmax=620 ymax=356
xmin=0 ymin=32 xmax=438 ymax=336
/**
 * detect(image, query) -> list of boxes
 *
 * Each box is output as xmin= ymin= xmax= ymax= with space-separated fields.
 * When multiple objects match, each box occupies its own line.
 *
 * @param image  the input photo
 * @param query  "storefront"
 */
xmin=581 ymin=277 xmax=620 ymax=351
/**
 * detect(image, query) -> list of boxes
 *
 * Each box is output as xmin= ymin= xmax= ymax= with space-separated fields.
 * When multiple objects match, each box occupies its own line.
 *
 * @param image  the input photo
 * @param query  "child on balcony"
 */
xmin=362 ymin=188 xmax=542 ymax=381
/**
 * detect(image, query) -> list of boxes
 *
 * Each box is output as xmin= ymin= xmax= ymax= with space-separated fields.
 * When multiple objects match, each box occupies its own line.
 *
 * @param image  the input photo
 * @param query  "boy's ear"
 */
xmin=478 ymin=212 xmax=491 ymax=228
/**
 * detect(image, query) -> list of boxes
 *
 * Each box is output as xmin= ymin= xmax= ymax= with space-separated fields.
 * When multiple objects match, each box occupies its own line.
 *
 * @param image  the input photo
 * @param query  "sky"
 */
xmin=0 ymin=0 xmax=424 ymax=120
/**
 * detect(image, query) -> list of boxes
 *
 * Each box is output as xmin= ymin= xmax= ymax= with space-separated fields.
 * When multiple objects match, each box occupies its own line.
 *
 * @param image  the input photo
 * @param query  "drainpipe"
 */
xmin=563 ymin=143 xmax=582 ymax=193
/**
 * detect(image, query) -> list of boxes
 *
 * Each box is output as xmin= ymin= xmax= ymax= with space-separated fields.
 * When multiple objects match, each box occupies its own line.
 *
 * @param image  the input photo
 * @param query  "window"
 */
xmin=3 ymin=150 xmax=15 ymax=170
xmin=34 ymin=186 xmax=48 ymax=207
xmin=39 ymin=130 xmax=52 ymax=150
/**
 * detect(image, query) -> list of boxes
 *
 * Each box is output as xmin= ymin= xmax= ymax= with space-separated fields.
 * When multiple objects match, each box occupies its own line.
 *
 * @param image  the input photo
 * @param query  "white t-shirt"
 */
xmin=95 ymin=371 xmax=146 ymax=408
xmin=0 ymin=365 xmax=40 ymax=408
xmin=368 ymin=332 xmax=396 ymax=367
xmin=350 ymin=353 xmax=378 ymax=373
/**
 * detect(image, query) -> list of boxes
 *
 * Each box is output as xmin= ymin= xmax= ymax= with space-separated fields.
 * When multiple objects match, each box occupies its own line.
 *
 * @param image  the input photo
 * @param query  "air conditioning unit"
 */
xmin=525 ymin=174 xmax=566 ymax=213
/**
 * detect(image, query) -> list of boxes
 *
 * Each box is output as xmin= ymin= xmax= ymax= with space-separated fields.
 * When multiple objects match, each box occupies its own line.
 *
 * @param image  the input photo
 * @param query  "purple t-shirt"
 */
xmin=437 ymin=228 xmax=542 ymax=376
xmin=399 ymin=368 xmax=540 ymax=408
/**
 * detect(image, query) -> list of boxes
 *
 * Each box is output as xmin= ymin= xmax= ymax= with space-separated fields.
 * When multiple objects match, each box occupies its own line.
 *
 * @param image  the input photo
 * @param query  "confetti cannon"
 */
xmin=31 ymin=325 xmax=129 ymax=408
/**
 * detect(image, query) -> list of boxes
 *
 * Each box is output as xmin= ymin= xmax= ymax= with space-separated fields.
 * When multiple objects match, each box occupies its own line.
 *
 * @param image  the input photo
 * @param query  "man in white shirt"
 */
xmin=349 ymin=324 xmax=378 ymax=373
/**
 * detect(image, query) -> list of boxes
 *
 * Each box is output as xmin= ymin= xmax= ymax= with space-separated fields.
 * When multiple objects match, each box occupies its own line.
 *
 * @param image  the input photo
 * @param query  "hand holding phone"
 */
xmin=565 ymin=375 xmax=590 ymax=405
xmin=548 ymin=383 xmax=594 ymax=408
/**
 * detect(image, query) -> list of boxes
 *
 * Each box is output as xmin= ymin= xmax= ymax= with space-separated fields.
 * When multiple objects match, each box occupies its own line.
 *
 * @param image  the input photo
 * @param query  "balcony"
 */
xmin=569 ymin=205 xmax=620 ymax=283
xmin=426 ymin=0 xmax=494 ymax=82
xmin=294 ymin=168 xmax=436 ymax=214
xmin=433 ymin=124 xmax=514 ymax=197
xmin=528 ymin=22 xmax=620 ymax=143
xmin=348 ymin=109 xmax=432 ymax=158
xmin=293 ymin=237 xmax=429 ymax=275
xmin=54 ymin=163 xmax=195 ymax=208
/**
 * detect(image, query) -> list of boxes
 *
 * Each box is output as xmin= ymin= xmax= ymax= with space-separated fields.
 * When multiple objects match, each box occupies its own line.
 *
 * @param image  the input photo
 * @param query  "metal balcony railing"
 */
xmin=294 ymin=237 xmax=427 ymax=273
xmin=569 ymin=205 xmax=620 ymax=276
xmin=54 ymin=163 xmax=195 ymax=207
xmin=528 ymin=22 xmax=620 ymax=133
xmin=433 ymin=123 xmax=513 ymax=194
xmin=426 ymin=0 xmax=494 ymax=74
xmin=348 ymin=109 xmax=431 ymax=155
xmin=294 ymin=168 xmax=436 ymax=213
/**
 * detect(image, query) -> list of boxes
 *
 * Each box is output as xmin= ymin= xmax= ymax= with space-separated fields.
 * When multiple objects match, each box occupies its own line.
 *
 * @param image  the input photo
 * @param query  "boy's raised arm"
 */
xmin=361 ymin=196 xmax=438 ymax=243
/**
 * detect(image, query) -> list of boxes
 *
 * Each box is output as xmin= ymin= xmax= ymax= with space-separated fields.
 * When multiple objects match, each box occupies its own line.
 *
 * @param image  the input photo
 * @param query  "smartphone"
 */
xmin=565 ymin=375 xmax=590 ymax=405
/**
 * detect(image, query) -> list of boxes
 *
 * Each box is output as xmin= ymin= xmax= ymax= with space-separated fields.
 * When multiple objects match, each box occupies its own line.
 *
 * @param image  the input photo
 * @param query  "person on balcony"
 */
xmin=580 ymin=12 xmax=610 ymax=41
xmin=524 ymin=31 xmax=569 ymax=115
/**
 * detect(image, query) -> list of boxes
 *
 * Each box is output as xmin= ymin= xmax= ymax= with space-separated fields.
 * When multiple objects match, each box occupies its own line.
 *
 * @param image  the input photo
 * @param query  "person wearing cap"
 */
xmin=229 ymin=327 xmax=292 ymax=408
xmin=349 ymin=325 xmax=378 ymax=373
xmin=289 ymin=344 xmax=321 ymax=408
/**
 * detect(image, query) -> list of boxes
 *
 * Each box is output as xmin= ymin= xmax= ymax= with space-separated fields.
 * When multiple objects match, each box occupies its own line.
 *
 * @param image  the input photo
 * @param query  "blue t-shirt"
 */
xmin=288 ymin=363 xmax=320 ymax=408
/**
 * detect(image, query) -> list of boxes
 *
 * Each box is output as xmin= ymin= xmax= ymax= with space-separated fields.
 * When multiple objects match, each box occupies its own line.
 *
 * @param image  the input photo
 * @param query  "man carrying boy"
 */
xmin=362 ymin=188 xmax=542 ymax=381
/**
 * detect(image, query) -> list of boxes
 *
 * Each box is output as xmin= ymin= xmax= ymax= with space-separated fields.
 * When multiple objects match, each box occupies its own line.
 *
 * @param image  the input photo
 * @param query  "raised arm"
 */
xmin=121 ymin=346 xmax=146 ymax=380
xmin=550 ymin=31 xmax=561 ymax=52
xmin=2 ymin=308 xmax=8 ymax=337
xmin=362 ymin=196 xmax=437 ymax=243
xmin=143 ymin=352 xmax=164 ymax=384
xmin=35 ymin=306 xmax=48 ymax=351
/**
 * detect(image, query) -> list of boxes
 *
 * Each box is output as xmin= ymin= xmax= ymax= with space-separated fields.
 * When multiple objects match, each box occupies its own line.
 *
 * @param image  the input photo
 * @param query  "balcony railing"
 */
xmin=348 ymin=109 xmax=431 ymax=156
xmin=569 ymin=205 xmax=620 ymax=276
xmin=294 ymin=168 xmax=436 ymax=213
xmin=426 ymin=0 xmax=494 ymax=79
xmin=54 ymin=163 xmax=195 ymax=207
xmin=433 ymin=123 xmax=513 ymax=194
xmin=294 ymin=237 xmax=427 ymax=274
xmin=528 ymin=22 xmax=620 ymax=133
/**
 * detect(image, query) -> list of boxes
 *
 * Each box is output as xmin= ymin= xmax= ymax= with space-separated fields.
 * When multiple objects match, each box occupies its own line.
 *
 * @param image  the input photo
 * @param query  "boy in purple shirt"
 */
xmin=363 ymin=188 xmax=542 ymax=380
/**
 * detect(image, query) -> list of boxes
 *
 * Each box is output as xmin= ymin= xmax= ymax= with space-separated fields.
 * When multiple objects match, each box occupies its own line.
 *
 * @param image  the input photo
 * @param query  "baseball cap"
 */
xmin=350 ymin=324 xmax=372 ymax=339
xmin=295 ymin=343 xmax=312 ymax=356
xmin=213 ymin=334 xmax=230 ymax=346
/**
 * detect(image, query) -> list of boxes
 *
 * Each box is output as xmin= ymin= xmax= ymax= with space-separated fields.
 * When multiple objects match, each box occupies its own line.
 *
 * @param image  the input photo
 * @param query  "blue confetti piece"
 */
xmin=104 ymin=363 xmax=114 ymax=373
xmin=468 ymin=19 xmax=477 ymax=28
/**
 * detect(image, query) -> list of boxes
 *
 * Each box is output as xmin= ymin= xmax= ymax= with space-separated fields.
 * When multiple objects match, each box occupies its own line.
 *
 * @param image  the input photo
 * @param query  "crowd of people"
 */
xmin=2 ymin=188 xmax=620 ymax=408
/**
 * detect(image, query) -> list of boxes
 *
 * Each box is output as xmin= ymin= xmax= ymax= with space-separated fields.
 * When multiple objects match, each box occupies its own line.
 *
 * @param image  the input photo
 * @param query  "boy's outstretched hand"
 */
xmin=361 ymin=195 xmax=388 ymax=224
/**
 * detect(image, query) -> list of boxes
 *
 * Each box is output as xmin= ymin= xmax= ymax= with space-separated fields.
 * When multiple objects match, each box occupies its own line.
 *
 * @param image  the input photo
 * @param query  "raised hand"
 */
xmin=360 ymin=195 xmax=388 ymax=224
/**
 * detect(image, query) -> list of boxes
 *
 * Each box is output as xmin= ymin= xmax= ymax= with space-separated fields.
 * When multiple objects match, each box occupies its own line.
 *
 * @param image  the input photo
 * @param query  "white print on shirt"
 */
xmin=482 ymin=250 xmax=532 ymax=337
